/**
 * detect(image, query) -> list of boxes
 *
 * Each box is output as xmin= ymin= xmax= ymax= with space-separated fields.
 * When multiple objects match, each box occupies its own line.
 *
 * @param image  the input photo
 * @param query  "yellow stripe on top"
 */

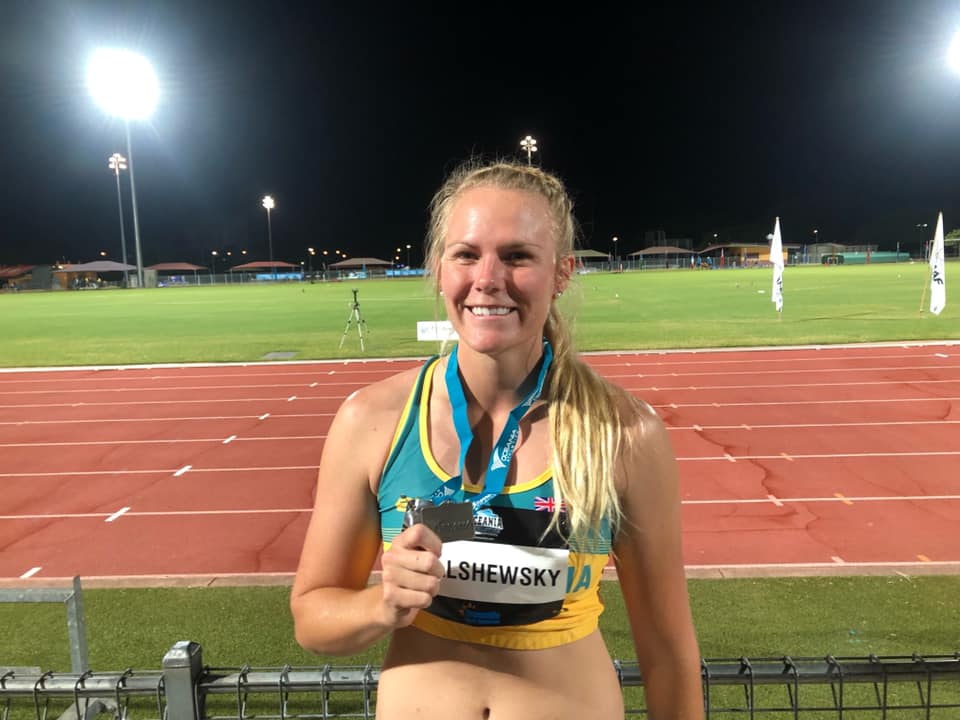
xmin=384 ymin=364 xmax=424 ymax=466
xmin=419 ymin=357 xmax=453 ymax=481
xmin=462 ymin=467 xmax=553 ymax=495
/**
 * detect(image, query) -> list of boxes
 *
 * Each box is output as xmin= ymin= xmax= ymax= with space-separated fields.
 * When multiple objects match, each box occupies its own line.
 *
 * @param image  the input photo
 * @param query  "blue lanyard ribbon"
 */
xmin=438 ymin=339 xmax=553 ymax=507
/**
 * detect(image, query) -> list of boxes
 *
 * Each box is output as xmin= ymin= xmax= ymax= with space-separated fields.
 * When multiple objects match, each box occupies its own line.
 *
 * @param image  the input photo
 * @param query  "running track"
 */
xmin=1 ymin=342 xmax=959 ymax=587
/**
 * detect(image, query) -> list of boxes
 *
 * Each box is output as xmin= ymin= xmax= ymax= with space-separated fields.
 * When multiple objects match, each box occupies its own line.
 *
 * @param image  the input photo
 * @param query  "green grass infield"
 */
xmin=1 ymin=263 xmax=956 ymax=367
xmin=3 ymin=577 xmax=958 ymax=670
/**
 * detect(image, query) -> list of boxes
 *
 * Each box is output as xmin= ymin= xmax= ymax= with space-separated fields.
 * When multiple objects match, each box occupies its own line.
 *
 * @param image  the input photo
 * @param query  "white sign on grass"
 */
xmin=417 ymin=321 xmax=458 ymax=341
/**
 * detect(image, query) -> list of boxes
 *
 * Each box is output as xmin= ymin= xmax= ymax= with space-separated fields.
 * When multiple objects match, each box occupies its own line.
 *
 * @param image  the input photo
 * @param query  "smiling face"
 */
xmin=438 ymin=186 xmax=572 ymax=359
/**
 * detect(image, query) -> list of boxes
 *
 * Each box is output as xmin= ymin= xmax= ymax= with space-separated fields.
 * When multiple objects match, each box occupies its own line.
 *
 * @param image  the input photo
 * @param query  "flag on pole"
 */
xmin=770 ymin=217 xmax=784 ymax=312
xmin=929 ymin=212 xmax=946 ymax=315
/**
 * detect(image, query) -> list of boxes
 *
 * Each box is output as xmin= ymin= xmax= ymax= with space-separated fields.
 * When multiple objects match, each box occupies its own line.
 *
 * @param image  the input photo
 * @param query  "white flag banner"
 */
xmin=770 ymin=217 xmax=784 ymax=312
xmin=929 ymin=212 xmax=946 ymax=316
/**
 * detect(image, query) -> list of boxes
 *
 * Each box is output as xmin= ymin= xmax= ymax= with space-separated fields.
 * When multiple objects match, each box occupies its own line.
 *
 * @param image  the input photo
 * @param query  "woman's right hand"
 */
xmin=379 ymin=523 xmax=445 ymax=628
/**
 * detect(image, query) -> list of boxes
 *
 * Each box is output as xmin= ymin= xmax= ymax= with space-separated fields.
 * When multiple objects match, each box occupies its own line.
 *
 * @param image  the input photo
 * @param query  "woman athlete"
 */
xmin=291 ymin=160 xmax=703 ymax=719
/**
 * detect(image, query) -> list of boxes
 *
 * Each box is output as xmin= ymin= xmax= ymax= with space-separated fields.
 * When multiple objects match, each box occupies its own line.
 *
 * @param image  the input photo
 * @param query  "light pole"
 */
xmin=108 ymin=153 xmax=129 ymax=286
xmin=917 ymin=222 xmax=929 ymax=260
xmin=612 ymin=236 xmax=618 ymax=270
xmin=262 ymin=195 xmax=275 ymax=280
xmin=87 ymin=49 xmax=158 ymax=289
xmin=210 ymin=250 xmax=218 ymax=283
xmin=520 ymin=135 xmax=538 ymax=165
xmin=405 ymin=243 xmax=412 ymax=268
xmin=308 ymin=247 xmax=315 ymax=276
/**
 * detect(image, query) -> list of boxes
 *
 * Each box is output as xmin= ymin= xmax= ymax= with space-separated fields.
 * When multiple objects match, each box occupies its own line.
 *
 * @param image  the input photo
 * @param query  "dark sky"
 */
xmin=4 ymin=0 xmax=960 ymax=268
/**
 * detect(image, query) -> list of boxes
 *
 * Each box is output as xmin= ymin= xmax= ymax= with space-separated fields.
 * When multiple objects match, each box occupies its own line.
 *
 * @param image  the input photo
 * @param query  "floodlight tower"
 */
xmin=108 ymin=152 xmax=129 ymax=287
xmin=948 ymin=30 xmax=960 ymax=74
xmin=520 ymin=135 xmax=538 ymax=165
xmin=262 ymin=195 xmax=275 ymax=280
xmin=87 ymin=48 xmax=159 ymax=289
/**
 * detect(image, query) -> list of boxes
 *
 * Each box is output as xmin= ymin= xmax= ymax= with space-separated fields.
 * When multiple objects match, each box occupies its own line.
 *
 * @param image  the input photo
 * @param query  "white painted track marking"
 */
xmin=4 ymin=494 xmax=957 ymax=521
xmin=105 ymin=507 xmax=130 ymax=523
xmin=0 ymin=435 xmax=324 ymax=449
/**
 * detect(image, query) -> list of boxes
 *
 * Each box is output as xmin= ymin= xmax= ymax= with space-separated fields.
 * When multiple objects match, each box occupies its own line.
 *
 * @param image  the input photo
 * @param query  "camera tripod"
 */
xmin=339 ymin=288 xmax=368 ymax=352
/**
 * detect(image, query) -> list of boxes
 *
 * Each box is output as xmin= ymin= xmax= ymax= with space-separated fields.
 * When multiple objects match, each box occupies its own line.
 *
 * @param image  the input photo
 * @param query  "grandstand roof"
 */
xmin=148 ymin=262 xmax=206 ymax=271
xmin=0 ymin=265 xmax=35 ymax=278
xmin=59 ymin=261 xmax=136 ymax=272
xmin=229 ymin=260 xmax=299 ymax=270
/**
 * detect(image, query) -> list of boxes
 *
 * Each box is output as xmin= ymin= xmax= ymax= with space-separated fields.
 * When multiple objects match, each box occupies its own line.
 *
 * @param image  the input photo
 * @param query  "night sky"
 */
xmin=3 ymin=0 xmax=960 ymax=268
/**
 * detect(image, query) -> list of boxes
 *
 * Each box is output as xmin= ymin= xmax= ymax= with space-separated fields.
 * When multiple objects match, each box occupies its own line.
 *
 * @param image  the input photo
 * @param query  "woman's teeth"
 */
xmin=470 ymin=306 xmax=512 ymax=316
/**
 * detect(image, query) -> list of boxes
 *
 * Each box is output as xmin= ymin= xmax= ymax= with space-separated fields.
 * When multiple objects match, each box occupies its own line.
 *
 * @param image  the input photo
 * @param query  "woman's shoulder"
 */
xmin=337 ymin=363 xmax=427 ymax=425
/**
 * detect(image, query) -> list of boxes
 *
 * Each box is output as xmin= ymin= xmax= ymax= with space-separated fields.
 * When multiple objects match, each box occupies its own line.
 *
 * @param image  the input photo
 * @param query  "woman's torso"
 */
xmin=377 ymin=626 xmax=624 ymax=720
xmin=373 ymin=357 xmax=621 ymax=718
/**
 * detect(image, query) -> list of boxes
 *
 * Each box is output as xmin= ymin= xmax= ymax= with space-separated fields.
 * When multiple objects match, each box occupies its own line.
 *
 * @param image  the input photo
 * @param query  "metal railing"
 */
xmin=2 ymin=642 xmax=958 ymax=720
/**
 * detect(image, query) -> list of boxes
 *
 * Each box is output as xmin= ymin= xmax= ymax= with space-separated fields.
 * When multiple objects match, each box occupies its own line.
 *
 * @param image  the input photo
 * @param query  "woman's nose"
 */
xmin=474 ymin=254 xmax=505 ymax=291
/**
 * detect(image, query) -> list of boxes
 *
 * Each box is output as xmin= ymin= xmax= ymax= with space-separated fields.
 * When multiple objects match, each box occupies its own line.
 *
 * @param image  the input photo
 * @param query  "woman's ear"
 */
xmin=555 ymin=254 xmax=575 ymax=294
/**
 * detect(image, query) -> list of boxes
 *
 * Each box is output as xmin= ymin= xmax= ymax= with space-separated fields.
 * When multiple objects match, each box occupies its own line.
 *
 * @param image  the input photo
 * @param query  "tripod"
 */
xmin=339 ymin=288 xmax=368 ymax=351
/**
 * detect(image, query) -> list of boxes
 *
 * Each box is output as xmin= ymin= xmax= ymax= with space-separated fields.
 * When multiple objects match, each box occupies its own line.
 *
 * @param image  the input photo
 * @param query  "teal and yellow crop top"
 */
xmin=378 ymin=357 xmax=612 ymax=650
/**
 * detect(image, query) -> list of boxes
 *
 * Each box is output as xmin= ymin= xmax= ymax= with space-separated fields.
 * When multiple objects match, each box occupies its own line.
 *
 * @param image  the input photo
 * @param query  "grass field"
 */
xmin=3 ymin=577 xmax=959 ymax=671
xmin=2 ymin=262 xmax=958 ymax=687
xmin=0 ymin=263 xmax=956 ymax=367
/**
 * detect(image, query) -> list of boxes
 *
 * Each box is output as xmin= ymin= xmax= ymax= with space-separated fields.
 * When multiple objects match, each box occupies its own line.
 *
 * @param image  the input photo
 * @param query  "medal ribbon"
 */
xmin=440 ymin=338 xmax=553 ymax=508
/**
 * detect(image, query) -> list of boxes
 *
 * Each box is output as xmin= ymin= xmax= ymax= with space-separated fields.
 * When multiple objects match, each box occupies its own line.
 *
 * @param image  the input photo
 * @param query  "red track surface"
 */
xmin=1 ymin=343 xmax=959 ymax=586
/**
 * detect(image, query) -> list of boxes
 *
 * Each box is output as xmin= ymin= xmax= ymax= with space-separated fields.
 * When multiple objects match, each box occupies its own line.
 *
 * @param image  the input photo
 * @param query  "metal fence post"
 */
xmin=162 ymin=641 xmax=203 ymax=720
xmin=65 ymin=576 xmax=89 ymax=674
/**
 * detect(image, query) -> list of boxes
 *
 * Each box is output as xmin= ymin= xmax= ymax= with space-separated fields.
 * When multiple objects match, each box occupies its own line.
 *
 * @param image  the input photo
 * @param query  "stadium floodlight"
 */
xmin=108 ymin=153 xmax=130 ymax=287
xmin=262 ymin=195 xmax=276 ymax=280
xmin=87 ymin=49 xmax=159 ymax=289
xmin=520 ymin=135 xmax=538 ymax=165
xmin=949 ymin=30 xmax=960 ymax=75
xmin=87 ymin=49 xmax=159 ymax=120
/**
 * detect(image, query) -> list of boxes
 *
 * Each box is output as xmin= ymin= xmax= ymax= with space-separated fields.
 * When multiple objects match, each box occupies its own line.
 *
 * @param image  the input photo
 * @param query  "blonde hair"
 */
xmin=425 ymin=160 xmax=636 ymax=541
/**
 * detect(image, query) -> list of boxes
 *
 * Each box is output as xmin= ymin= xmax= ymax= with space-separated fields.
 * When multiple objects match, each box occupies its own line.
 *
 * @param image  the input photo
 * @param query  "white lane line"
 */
xmin=607 ymin=363 xmax=960 ymax=381
xmin=0 ymin=465 xmax=317 ymax=479
xmin=655 ymin=396 xmax=960 ymax=409
xmin=2 ymin=508 xmax=312 ymax=520
xmin=0 ymin=381 xmax=366 ymax=397
xmin=2 ymin=348 xmax=953 ymax=381
xmin=831 ymin=556 xmax=845 ymax=564
xmin=685 ymin=559 xmax=960 ymax=572
xmin=287 ymin=396 xmax=297 ymax=402
xmin=681 ymin=494 xmax=960 ymax=505
xmin=678 ymin=450 xmax=960 ymax=461
xmin=259 ymin=413 xmax=270 ymax=420
xmin=0 ymin=413 xmax=335 ymax=426
xmin=20 ymin=567 xmax=42 ymax=579
xmin=1 ymin=397 xmax=345 ymax=409
xmin=309 ymin=382 xmax=318 ymax=387
xmin=666 ymin=419 xmax=960 ymax=431
xmin=5 ymin=494 xmax=960 ymax=522
xmin=629 ymin=378 xmax=960 ymax=393
xmin=780 ymin=452 xmax=794 ymax=462
xmin=935 ymin=353 xmax=949 ymax=358
xmin=0 ymin=435 xmax=326 ymax=449
xmin=105 ymin=507 xmax=130 ymax=523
